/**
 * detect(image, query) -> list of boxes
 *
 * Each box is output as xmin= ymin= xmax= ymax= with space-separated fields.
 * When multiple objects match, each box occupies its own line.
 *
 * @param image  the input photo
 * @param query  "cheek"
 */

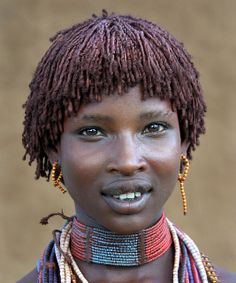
xmin=59 ymin=136 xmax=107 ymax=194
xmin=146 ymin=136 xmax=181 ymax=187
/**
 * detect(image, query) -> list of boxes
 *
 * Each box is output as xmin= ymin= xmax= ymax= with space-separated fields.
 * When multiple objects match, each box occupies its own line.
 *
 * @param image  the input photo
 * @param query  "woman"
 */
xmin=18 ymin=11 xmax=235 ymax=283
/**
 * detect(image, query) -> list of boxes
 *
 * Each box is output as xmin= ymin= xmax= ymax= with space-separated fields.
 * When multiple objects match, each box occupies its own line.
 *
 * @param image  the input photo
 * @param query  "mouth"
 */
xmin=101 ymin=180 xmax=153 ymax=214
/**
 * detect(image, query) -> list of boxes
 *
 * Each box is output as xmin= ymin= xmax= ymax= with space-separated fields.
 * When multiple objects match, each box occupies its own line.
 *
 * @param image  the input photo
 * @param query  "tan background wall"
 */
xmin=1 ymin=0 xmax=236 ymax=282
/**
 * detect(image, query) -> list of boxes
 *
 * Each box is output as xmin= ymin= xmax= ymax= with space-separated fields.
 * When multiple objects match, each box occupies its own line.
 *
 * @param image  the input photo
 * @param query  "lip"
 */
xmin=101 ymin=179 xmax=153 ymax=214
xmin=103 ymin=192 xmax=151 ymax=215
xmin=102 ymin=179 xmax=153 ymax=196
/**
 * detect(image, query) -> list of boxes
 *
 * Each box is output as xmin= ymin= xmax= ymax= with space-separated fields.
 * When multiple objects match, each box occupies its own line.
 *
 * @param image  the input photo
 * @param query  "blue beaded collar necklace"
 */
xmin=70 ymin=213 xmax=172 ymax=266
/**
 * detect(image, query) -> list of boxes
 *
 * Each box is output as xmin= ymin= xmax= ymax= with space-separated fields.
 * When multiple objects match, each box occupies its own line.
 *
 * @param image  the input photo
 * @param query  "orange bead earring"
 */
xmin=51 ymin=161 xmax=67 ymax=194
xmin=178 ymin=155 xmax=190 ymax=215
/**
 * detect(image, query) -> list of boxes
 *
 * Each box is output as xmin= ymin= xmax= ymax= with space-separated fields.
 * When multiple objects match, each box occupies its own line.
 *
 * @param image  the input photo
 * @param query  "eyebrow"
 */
xmin=72 ymin=110 xmax=174 ymax=124
xmin=139 ymin=110 xmax=174 ymax=120
xmin=77 ymin=114 xmax=114 ymax=123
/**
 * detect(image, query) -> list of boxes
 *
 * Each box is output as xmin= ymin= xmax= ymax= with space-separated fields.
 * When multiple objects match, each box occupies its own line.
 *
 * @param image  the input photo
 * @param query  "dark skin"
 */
xmin=58 ymin=86 xmax=185 ymax=234
xmin=18 ymin=87 xmax=236 ymax=282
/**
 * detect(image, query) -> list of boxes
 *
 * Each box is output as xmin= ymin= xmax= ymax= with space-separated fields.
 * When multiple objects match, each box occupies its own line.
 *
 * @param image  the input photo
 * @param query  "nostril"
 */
xmin=106 ymin=160 xmax=147 ymax=175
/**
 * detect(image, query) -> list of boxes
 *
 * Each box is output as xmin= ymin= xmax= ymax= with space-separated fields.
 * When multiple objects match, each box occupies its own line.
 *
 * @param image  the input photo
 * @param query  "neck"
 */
xmin=70 ymin=213 xmax=172 ymax=267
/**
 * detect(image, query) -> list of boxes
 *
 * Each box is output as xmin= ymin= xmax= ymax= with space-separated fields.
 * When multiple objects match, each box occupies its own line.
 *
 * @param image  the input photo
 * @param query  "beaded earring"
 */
xmin=51 ymin=161 xmax=67 ymax=194
xmin=178 ymin=154 xmax=189 ymax=215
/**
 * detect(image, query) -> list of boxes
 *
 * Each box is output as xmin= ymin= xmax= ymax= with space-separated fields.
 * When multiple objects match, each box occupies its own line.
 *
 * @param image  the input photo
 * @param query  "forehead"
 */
xmin=65 ymin=86 xmax=177 ymax=126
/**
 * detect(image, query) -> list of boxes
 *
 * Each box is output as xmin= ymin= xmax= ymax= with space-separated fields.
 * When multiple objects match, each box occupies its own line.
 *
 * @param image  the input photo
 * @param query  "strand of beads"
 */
xmin=167 ymin=220 xmax=181 ymax=283
xmin=201 ymin=253 xmax=219 ymax=283
xmin=59 ymin=221 xmax=72 ymax=283
xmin=67 ymin=246 xmax=88 ymax=282
xmin=71 ymin=213 xmax=172 ymax=266
xmin=178 ymin=155 xmax=189 ymax=215
xmin=174 ymin=224 xmax=208 ymax=283
xmin=58 ymin=221 xmax=89 ymax=283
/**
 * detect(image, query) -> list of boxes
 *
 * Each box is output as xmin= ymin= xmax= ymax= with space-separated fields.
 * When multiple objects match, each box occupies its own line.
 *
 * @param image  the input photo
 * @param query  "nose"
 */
xmin=106 ymin=133 xmax=147 ymax=176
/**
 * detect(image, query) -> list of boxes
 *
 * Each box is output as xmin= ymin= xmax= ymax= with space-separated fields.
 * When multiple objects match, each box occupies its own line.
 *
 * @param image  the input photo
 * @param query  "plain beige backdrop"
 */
xmin=1 ymin=0 xmax=236 ymax=282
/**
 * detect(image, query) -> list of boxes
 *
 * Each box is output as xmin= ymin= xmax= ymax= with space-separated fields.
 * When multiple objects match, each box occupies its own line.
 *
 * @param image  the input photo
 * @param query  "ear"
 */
xmin=46 ymin=148 xmax=60 ymax=165
xmin=179 ymin=141 xmax=190 ymax=173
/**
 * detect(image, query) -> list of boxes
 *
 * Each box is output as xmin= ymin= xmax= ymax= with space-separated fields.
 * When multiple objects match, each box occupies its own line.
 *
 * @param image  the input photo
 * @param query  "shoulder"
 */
xmin=16 ymin=267 xmax=38 ymax=283
xmin=215 ymin=266 xmax=236 ymax=283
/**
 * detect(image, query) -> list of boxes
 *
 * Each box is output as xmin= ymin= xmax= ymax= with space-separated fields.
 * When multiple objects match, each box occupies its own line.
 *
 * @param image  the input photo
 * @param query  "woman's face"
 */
xmin=55 ymin=86 xmax=187 ymax=234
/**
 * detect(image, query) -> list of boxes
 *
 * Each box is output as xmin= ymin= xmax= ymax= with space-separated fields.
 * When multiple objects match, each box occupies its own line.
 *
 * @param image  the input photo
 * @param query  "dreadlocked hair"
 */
xmin=22 ymin=10 xmax=206 ymax=180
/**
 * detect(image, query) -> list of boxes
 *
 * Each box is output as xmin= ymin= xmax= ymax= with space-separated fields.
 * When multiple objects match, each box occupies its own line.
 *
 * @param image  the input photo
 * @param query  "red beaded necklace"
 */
xmin=70 ymin=213 xmax=172 ymax=266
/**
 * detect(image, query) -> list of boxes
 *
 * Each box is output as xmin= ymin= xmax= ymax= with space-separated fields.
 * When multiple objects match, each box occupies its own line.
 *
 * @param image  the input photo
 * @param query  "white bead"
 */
xmin=166 ymin=220 xmax=180 ymax=283
xmin=174 ymin=224 xmax=208 ymax=283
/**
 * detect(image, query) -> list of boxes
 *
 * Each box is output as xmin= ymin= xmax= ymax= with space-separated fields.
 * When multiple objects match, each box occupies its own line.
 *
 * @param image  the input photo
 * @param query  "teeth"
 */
xmin=112 ymin=192 xmax=142 ymax=200
xmin=120 ymin=193 xmax=128 ymax=200
xmin=135 ymin=192 xmax=141 ymax=197
xmin=126 ymin=192 xmax=135 ymax=199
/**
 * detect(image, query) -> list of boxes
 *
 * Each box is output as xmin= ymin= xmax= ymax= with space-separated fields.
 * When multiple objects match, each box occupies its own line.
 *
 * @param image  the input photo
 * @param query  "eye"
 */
xmin=142 ymin=122 xmax=167 ymax=135
xmin=78 ymin=127 xmax=104 ymax=137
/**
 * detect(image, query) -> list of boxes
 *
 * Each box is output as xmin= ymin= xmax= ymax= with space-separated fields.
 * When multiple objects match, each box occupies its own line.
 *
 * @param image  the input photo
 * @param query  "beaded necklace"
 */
xmin=37 ymin=212 xmax=219 ymax=283
xmin=70 ymin=213 xmax=172 ymax=266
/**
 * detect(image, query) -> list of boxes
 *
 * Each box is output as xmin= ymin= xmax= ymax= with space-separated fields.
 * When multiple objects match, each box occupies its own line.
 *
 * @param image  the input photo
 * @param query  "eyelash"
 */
xmin=77 ymin=122 xmax=169 ymax=138
xmin=142 ymin=122 xmax=169 ymax=135
xmin=77 ymin=127 xmax=105 ymax=137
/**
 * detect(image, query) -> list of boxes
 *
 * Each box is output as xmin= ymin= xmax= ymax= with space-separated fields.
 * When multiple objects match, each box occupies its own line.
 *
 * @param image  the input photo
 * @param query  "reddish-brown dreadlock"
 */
xmin=22 ymin=10 xmax=206 ymax=180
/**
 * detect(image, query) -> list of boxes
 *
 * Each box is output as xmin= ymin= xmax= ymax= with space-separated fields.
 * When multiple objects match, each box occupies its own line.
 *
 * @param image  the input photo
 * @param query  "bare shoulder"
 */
xmin=16 ymin=267 xmax=38 ymax=283
xmin=215 ymin=266 xmax=236 ymax=283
